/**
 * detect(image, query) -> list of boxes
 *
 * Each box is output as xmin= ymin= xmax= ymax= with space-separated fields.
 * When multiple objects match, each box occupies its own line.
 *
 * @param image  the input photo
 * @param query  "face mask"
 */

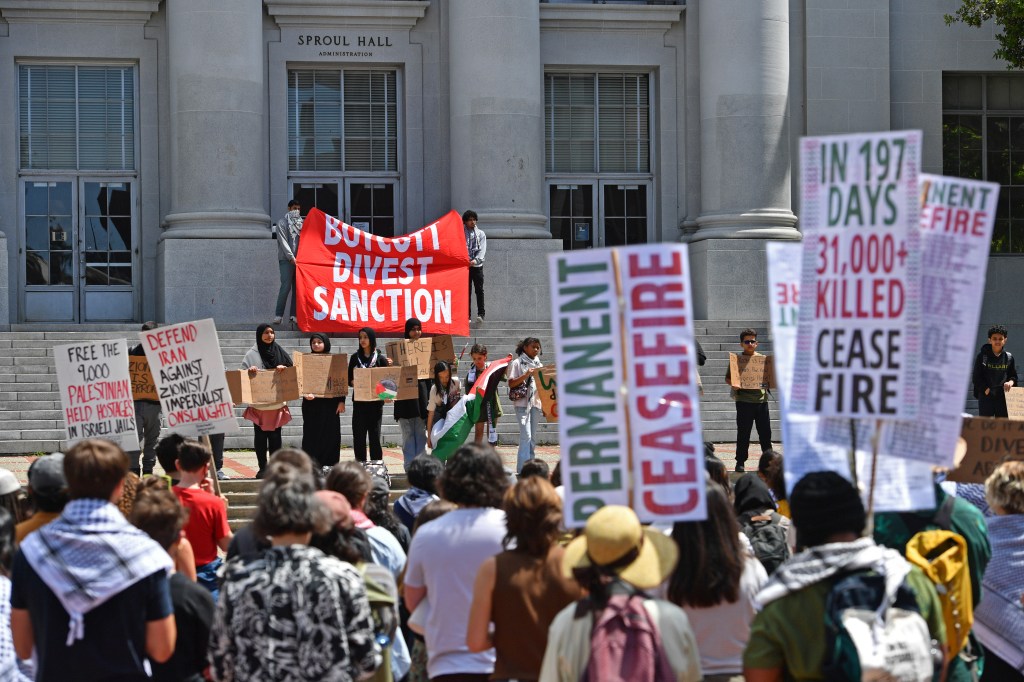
xmin=287 ymin=209 xmax=301 ymax=219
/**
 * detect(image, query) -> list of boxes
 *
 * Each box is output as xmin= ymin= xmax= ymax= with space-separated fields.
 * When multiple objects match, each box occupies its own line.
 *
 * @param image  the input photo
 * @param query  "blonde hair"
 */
xmin=985 ymin=461 xmax=1024 ymax=514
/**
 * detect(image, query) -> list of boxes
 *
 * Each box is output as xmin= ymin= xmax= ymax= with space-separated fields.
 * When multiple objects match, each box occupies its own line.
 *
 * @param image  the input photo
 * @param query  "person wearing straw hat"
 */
xmin=538 ymin=505 xmax=702 ymax=682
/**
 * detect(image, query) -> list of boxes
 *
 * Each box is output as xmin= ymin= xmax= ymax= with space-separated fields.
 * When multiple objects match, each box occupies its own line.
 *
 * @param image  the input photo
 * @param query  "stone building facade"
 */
xmin=0 ymin=0 xmax=1019 ymax=339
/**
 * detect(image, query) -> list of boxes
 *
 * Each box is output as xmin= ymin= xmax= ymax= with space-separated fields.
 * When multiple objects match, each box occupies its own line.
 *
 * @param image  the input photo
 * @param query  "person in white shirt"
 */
xmin=403 ymin=444 xmax=509 ymax=681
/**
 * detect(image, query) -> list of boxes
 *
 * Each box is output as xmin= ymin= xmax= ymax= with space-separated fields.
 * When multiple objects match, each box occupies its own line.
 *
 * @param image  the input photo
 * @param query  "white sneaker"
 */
xmin=474 ymin=315 xmax=484 ymax=327
xmin=272 ymin=316 xmax=283 ymax=324
xmin=289 ymin=316 xmax=297 ymax=324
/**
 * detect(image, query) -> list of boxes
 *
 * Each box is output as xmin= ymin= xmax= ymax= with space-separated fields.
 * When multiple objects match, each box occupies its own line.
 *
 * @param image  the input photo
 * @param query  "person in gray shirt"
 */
xmin=274 ymin=199 xmax=303 ymax=324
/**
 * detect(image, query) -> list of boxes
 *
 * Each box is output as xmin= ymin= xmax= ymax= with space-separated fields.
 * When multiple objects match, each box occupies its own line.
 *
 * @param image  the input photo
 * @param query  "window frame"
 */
xmin=942 ymin=71 xmax=1024 ymax=255
xmin=17 ymin=61 xmax=139 ymax=173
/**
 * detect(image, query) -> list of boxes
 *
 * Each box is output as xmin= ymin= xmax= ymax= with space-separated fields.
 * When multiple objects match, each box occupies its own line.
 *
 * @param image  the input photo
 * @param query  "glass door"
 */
xmin=601 ymin=182 xmax=650 ymax=247
xmin=346 ymin=180 xmax=396 ymax=237
xmin=80 ymin=180 xmax=135 ymax=321
xmin=23 ymin=180 xmax=76 ymax=321
xmin=21 ymin=178 xmax=137 ymax=321
xmin=290 ymin=181 xmax=339 ymax=220
xmin=549 ymin=183 xmax=595 ymax=250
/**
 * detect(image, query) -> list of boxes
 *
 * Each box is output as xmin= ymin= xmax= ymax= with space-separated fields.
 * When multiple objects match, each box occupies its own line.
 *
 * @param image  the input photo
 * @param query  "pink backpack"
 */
xmin=583 ymin=594 xmax=675 ymax=682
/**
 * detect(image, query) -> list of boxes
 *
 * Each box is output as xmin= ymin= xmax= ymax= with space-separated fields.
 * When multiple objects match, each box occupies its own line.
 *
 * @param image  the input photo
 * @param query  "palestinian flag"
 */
xmin=376 ymin=379 xmax=398 ymax=401
xmin=430 ymin=354 xmax=513 ymax=461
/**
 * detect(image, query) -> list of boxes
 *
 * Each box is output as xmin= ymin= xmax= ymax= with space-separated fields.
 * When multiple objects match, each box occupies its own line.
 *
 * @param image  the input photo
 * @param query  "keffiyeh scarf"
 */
xmin=755 ymin=536 xmax=910 ymax=608
xmin=20 ymin=499 xmax=172 ymax=645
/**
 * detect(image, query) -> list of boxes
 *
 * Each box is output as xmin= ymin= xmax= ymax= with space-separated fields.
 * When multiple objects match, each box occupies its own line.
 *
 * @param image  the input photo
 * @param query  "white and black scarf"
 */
xmin=20 ymin=499 xmax=172 ymax=645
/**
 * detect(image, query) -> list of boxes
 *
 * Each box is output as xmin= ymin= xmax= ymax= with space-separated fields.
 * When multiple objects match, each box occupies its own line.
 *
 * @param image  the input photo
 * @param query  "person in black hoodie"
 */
xmin=393 ymin=318 xmax=431 ymax=469
xmin=973 ymin=324 xmax=1018 ymax=417
xmin=347 ymin=326 xmax=392 ymax=462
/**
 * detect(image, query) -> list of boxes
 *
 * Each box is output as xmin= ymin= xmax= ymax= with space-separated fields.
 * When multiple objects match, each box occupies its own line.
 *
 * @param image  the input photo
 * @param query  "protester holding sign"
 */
xmin=508 ymin=338 xmax=544 ymax=474
xmin=347 ymin=327 xmax=392 ymax=463
xmin=241 ymin=324 xmax=294 ymax=479
xmin=393 ymin=319 xmax=431 ymax=468
xmin=725 ymin=328 xmax=772 ymax=473
xmin=301 ymin=333 xmax=346 ymax=468
xmin=128 ymin=322 xmax=161 ymax=476
xmin=972 ymin=325 xmax=1018 ymax=418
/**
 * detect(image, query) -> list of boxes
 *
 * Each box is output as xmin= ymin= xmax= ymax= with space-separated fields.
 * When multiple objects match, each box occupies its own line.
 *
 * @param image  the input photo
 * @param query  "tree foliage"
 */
xmin=946 ymin=0 xmax=1024 ymax=68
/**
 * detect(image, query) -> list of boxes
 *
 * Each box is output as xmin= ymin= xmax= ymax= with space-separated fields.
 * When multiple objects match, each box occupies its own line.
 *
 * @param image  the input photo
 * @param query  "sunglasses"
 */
xmin=742 ymin=339 xmax=758 ymax=345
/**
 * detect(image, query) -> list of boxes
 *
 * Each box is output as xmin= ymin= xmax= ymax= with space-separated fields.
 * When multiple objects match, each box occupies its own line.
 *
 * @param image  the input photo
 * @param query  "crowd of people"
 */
xmin=0 ymin=433 xmax=1018 ymax=682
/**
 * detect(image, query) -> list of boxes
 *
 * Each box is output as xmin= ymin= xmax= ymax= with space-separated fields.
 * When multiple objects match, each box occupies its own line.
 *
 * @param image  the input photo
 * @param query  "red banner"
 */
xmin=295 ymin=209 xmax=470 ymax=335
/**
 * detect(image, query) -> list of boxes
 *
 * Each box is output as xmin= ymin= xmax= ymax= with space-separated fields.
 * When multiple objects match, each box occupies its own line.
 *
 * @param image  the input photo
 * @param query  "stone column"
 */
xmin=689 ymin=0 xmax=799 ymax=319
xmin=448 ymin=0 xmax=548 ymax=239
xmin=158 ymin=0 xmax=276 ymax=323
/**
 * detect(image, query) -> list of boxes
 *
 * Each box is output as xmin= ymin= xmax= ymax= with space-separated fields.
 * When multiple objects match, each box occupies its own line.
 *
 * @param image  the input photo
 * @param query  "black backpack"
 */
xmin=740 ymin=511 xmax=790 ymax=576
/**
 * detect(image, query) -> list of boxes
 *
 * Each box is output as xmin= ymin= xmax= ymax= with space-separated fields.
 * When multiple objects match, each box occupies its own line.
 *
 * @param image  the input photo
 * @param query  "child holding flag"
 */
xmin=426 ymin=362 xmax=462 ymax=452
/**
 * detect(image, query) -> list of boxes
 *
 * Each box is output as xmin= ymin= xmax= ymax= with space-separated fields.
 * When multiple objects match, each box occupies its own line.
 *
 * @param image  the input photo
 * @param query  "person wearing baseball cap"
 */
xmin=539 ymin=505 xmax=703 ymax=682
xmin=15 ymin=453 xmax=66 ymax=543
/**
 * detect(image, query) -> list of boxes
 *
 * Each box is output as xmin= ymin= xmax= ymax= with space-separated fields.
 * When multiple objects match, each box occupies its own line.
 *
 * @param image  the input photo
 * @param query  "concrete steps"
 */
xmin=0 ymin=320 xmax=778 ymax=454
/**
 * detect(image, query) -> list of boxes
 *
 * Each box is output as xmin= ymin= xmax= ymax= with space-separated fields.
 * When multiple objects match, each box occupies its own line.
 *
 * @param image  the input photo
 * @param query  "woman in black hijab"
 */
xmin=346 ymin=326 xmax=392 ymax=462
xmin=301 ymin=333 xmax=345 ymax=468
xmin=241 ymin=323 xmax=294 ymax=477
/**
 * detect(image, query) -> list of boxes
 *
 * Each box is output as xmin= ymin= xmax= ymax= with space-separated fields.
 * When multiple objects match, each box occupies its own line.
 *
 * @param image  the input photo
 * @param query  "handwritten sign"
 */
xmin=790 ymin=130 xmax=922 ymax=420
xmin=353 ymin=365 xmax=418 ymax=401
xmin=294 ymin=352 xmax=349 ymax=398
xmin=948 ymin=417 xmax=1024 ymax=484
xmin=141 ymin=319 xmax=240 ymax=437
xmin=226 ymin=367 xmax=301 ymax=405
xmin=128 ymin=356 xmax=158 ymax=401
xmin=55 ymin=338 xmax=139 ymax=450
xmin=728 ymin=354 xmax=776 ymax=390
xmin=386 ymin=335 xmax=456 ymax=380
xmin=536 ymin=366 xmax=558 ymax=421
xmin=1006 ymin=387 xmax=1024 ymax=420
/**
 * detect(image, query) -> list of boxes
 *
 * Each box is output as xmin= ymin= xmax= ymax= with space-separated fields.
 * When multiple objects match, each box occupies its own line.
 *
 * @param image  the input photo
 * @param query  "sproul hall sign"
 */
xmin=297 ymin=33 xmax=396 ymax=57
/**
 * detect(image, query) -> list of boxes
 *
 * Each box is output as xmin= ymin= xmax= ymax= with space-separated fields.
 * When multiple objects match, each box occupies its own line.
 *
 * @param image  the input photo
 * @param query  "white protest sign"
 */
xmin=620 ymin=245 xmax=705 ymax=524
xmin=817 ymin=174 xmax=999 ymax=466
xmin=550 ymin=250 xmax=631 ymax=527
xmin=790 ymin=131 xmax=922 ymax=420
xmin=768 ymin=243 xmax=935 ymax=512
xmin=141 ymin=319 xmax=240 ymax=437
xmin=550 ymin=246 xmax=706 ymax=528
xmin=55 ymin=338 xmax=139 ymax=450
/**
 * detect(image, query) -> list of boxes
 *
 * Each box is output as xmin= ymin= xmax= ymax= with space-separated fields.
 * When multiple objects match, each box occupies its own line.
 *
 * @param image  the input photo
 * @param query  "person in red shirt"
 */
xmin=173 ymin=441 xmax=232 ymax=598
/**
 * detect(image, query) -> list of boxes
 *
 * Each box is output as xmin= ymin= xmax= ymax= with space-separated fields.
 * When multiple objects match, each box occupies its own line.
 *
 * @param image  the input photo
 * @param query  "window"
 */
xmin=288 ymin=69 xmax=398 ymax=172
xmin=19 ymin=65 xmax=135 ymax=171
xmin=545 ymin=73 xmax=650 ymax=173
xmin=943 ymin=73 xmax=1024 ymax=253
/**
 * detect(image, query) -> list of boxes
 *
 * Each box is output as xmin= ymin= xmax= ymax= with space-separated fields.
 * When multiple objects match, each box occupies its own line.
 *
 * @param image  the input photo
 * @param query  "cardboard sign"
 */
xmin=1006 ymin=387 xmax=1024 ymax=420
xmin=536 ymin=366 xmax=558 ymax=421
xmin=226 ymin=367 xmax=300 ymax=405
xmin=55 ymin=338 xmax=139 ymax=450
xmin=790 ymin=131 xmax=922 ymax=420
xmin=948 ymin=417 xmax=1024 ymax=484
xmin=294 ymin=352 xmax=349 ymax=398
xmin=140 ymin=318 xmax=240 ymax=437
xmin=128 ymin=356 xmax=158 ymax=401
xmin=353 ymin=365 xmax=418 ymax=401
xmin=550 ymin=245 xmax=705 ymax=527
xmin=728 ymin=354 xmax=776 ymax=390
xmin=295 ymin=209 xmax=470 ymax=335
xmin=386 ymin=335 xmax=456 ymax=380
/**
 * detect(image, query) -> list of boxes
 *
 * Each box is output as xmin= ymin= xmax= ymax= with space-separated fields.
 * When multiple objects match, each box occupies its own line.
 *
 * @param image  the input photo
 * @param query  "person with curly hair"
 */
xmin=466 ymin=476 xmax=581 ymax=680
xmin=404 ymin=444 xmax=509 ymax=680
